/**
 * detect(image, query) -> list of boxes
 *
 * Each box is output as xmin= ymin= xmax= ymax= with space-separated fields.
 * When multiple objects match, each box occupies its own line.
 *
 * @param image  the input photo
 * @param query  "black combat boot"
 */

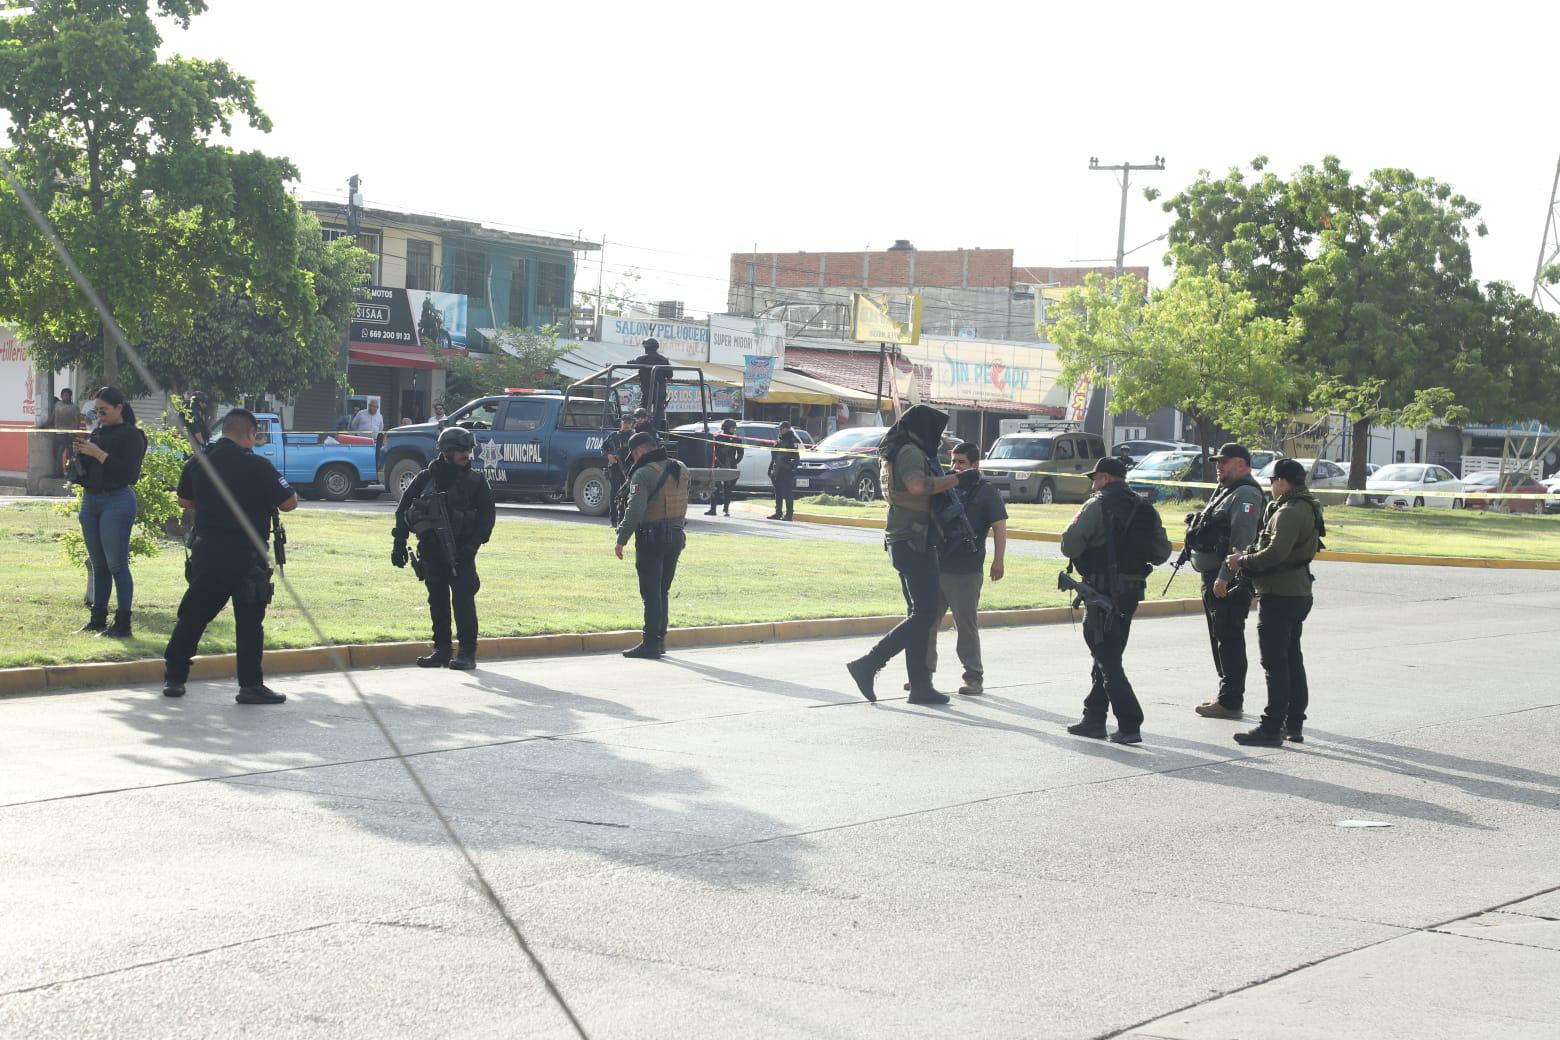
xmin=906 ymin=685 xmax=950 ymax=706
xmin=705 ymin=505 xmax=718 ymax=516
xmin=417 ymin=645 xmax=452 ymax=668
xmin=97 ymin=609 xmax=133 ymax=639
xmin=1067 ymin=718 xmax=1108 ymax=739
xmin=845 ymin=656 xmax=880 ymax=702
xmin=448 ymin=646 xmax=476 ymax=671
xmin=622 ymin=640 xmax=661 ymax=659
xmin=78 ymin=606 xmax=108 ymax=634
xmin=162 ymin=682 xmax=186 ymax=698
xmin=1233 ymin=726 xmax=1284 ymax=747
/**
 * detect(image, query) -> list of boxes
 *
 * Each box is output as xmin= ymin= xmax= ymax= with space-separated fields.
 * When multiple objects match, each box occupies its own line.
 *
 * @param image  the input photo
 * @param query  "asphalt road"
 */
xmin=3 ymin=561 xmax=1557 ymax=1038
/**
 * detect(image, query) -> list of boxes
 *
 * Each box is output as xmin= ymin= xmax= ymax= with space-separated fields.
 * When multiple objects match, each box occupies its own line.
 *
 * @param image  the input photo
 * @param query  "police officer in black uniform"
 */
xmin=767 ymin=419 xmax=801 ymax=521
xmin=162 ymin=408 xmax=298 ymax=704
xmin=614 ymin=430 xmax=690 ymax=659
xmin=706 ymin=417 xmax=744 ymax=517
xmin=627 ymin=337 xmax=672 ymax=430
xmin=604 ymin=413 xmax=634 ymax=526
xmin=392 ymin=426 xmax=496 ymax=670
xmin=1188 ymin=443 xmax=1267 ymax=719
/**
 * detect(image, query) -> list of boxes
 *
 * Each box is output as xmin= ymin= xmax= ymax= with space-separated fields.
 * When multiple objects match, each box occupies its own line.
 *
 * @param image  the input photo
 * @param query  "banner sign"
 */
xmin=1067 ymin=372 xmax=1093 ymax=423
xmin=850 ymin=291 xmax=922 ymax=345
xmin=0 ymin=328 xmax=39 ymax=423
xmin=743 ymin=355 xmax=777 ymax=400
xmin=710 ymin=314 xmax=786 ymax=367
xmin=599 ymin=316 xmax=709 ymax=361
xmin=614 ymin=382 xmax=742 ymax=414
xmin=351 ymin=286 xmax=470 ymax=352
xmin=895 ymin=336 xmax=1067 ymax=413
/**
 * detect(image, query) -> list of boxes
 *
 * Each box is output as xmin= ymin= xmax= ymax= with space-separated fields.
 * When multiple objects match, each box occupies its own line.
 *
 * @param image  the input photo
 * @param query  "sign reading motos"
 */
xmin=849 ymin=291 xmax=922 ymax=345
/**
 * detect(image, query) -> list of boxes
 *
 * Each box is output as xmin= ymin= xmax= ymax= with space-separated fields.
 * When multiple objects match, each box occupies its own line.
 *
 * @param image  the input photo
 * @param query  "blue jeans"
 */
xmin=79 ymin=487 xmax=137 ymax=611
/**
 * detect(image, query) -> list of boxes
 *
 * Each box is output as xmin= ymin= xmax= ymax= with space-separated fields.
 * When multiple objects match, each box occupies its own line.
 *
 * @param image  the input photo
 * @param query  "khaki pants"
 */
xmin=927 ymin=568 xmax=983 ymax=682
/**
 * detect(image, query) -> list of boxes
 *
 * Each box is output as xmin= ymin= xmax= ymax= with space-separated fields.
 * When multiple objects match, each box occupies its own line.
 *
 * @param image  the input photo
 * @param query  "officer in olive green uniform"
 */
xmin=845 ymin=405 xmax=974 ymax=705
xmin=1226 ymin=458 xmax=1323 ymax=747
xmin=614 ymin=431 xmax=689 ymax=659
xmin=1190 ymin=443 xmax=1267 ymax=719
xmin=1059 ymin=456 xmax=1173 ymax=744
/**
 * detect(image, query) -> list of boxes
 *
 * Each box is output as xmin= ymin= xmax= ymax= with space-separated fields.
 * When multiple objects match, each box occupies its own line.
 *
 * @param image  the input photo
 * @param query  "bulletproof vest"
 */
xmin=1079 ymin=486 xmax=1157 ymax=581
xmin=418 ymin=464 xmax=486 ymax=539
xmin=882 ymin=444 xmax=931 ymax=513
xmin=1187 ymin=475 xmax=1264 ymax=553
xmin=641 ymin=460 xmax=689 ymax=522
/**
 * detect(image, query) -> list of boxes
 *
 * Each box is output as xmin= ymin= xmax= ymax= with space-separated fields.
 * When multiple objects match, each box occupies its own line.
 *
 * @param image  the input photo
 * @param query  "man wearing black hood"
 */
xmin=846 ymin=405 xmax=975 ymax=704
xmin=162 ymin=408 xmax=298 ymax=704
xmin=392 ymin=426 xmax=497 ymax=670
xmin=627 ymin=337 xmax=672 ymax=431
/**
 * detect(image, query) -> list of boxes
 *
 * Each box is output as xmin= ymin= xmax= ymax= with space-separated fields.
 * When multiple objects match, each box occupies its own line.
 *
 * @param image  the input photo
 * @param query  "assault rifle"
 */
xmin=1057 ymin=570 xmax=1115 ymax=614
xmin=406 ymin=490 xmax=459 ymax=575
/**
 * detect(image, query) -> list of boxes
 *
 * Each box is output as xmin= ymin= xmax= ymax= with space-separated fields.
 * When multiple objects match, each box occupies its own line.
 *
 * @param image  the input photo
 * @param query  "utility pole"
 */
xmin=340 ymin=175 xmax=362 ymax=417
xmin=1088 ymin=156 xmax=1164 ymax=451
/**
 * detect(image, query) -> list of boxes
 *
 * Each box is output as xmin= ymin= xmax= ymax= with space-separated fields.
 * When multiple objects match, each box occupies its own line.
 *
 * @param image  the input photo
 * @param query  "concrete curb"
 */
xmin=0 ymin=598 xmax=1205 ymax=698
xmin=789 ymin=510 xmax=1560 ymax=570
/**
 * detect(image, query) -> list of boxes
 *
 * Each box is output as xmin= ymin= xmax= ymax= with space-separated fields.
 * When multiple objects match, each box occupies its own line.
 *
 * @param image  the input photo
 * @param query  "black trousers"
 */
xmin=609 ymin=467 xmax=626 ymax=526
xmin=710 ymin=478 xmax=736 ymax=511
xmin=1256 ymin=594 xmax=1313 ymax=732
xmin=635 ymin=527 xmax=685 ymax=641
xmin=868 ymin=540 xmax=941 ymax=691
xmin=164 ymin=555 xmax=269 ymax=687
xmin=771 ymin=468 xmax=796 ymax=515
xmin=1081 ymin=586 xmax=1144 ymax=731
xmin=1201 ymin=569 xmax=1254 ymax=707
xmin=425 ymin=556 xmax=480 ymax=650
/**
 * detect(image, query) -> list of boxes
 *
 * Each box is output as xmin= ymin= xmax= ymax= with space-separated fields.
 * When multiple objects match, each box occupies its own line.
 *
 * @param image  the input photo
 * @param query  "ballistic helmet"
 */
xmin=437 ymin=426 xmax=475 ymax=453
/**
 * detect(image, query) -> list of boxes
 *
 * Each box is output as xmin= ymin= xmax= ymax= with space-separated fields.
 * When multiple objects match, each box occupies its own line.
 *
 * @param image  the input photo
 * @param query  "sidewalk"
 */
xmin=2 ymin=562 xmax=1557 ymax=1038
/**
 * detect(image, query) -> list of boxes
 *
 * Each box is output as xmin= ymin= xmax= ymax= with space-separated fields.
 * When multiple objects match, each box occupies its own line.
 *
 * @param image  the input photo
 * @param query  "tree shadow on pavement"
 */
xmin=97 ymin=668 xmax=809 ymax=885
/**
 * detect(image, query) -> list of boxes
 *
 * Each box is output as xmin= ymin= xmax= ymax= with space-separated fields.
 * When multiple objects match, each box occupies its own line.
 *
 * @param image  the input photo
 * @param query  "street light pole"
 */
xmin=1088 ymin=156 xmax=1164 ymax=452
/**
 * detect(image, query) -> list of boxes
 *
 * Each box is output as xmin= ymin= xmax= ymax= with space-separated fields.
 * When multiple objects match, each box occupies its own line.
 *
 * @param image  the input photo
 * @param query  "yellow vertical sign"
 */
xmin=850 ymin=292 xmax=922 ymax=345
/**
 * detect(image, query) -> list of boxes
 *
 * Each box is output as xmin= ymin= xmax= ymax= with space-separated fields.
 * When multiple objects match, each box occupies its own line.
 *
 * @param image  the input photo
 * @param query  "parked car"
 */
xmin=788 ymin=425 xmax=957 ymax=501
xmin=230 ymin=412 xmax=379 ymax=502
xmin=1460 ymin=470 xmax=1550 ymax=514
xmin=1257 ymin=457 xmax=1350 ymax=494
xmin=1249 ymin=450 xmax=1283 ymax=473
xmin=984 ymin=430 xmax=1108 ymax=504
xmin=1126 ymin=450 xmax=1206 ymax=502
xmin=1349 ymin=462 xmax=1465 ymax=509
xmin=1110 ymin=439 xmax=1200 ymax=468
xmin=669 ymin=421 xmax=815 ymax=492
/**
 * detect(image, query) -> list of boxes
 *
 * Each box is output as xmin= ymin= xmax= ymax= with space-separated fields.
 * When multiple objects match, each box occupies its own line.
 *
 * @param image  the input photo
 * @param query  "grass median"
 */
xmin=0 ymin=502 xmax=1200 ymax=669
xmin=793 ymin=496 xmax=1560 ymax=562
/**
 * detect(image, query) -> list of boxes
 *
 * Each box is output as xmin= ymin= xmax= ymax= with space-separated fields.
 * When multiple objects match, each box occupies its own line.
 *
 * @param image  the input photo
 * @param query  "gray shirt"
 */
xmin=1191 ymin=479 xmax=1266 ymax=582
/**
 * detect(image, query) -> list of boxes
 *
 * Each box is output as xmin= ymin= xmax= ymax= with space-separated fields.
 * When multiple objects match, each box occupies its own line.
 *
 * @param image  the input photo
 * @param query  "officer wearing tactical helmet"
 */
xmin=1187 ymin=443 xmax=1267 ymax=721
xmin=392 ymin=426 xmax=496 ymax=669
xmin=613 ymin=430 xmax=689 ymax=659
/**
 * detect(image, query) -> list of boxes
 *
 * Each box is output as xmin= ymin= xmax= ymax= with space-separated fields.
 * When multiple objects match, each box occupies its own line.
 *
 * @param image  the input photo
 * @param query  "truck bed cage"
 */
xmin=565 ymin=364 xmax=716 ymax=430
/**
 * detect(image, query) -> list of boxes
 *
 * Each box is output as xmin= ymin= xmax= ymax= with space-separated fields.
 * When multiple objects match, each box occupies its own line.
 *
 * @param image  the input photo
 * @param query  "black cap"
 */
xmin=1090 ymin=456 xmax=1128 ymax=479
xmin=632 ymin=407 xmax=649 ymax=418
xmin=642 ymin=337 xmax=661 ymax=352
xmin=627 ymin=431 xmax=659 ymax=451
xmin=1271 ymin=458 xmax=1307 ymax=484
xmin=1215 ymin=442 xmax=1251 ymax=463
xmin=721 ymin=418 xmax=736 ymax=431
xmin=778 ymin=419 xmax=792 ymax=428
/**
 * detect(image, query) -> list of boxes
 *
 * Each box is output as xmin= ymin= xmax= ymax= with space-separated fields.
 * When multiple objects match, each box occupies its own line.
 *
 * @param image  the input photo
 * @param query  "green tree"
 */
xmin=1050 ymin=272 xmax=1295 ymax=465
xmin=0 ymin=0 xmax=313 ymax=386
xmin=439 ymin=325 xmax=570 ymax=409
xmin=1159 ymin=156 xmax=1554 ymax=487
xmin=29 ymin=212 xmax=369 ymax=401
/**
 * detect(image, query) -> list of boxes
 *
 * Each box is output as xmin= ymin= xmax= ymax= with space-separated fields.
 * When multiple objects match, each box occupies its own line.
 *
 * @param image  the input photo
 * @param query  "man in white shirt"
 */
xmin=428 ymin=403 xmax=447 ymax=425
xmin=350 ymin=400 xmax=384 ymax=434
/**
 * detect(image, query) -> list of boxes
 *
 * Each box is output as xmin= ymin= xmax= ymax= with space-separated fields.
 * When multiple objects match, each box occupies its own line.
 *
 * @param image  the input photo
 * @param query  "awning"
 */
xmin=349 ymin=345 xmax=441 ymax=370
xmin=695 ymin=362 xmax=888 ymax=409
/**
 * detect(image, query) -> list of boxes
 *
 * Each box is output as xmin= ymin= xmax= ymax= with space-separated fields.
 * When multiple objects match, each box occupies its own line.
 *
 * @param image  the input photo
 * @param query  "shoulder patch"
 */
xmin=278 ymin=475 xmax=291 ymax=489
xmin=1241 ymin=502 xmax=1254 ymax=513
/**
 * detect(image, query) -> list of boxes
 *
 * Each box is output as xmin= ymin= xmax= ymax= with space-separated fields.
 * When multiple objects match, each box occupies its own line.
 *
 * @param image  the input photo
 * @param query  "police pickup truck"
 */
xmin=377 ymin=384 xmax=737 ymax=517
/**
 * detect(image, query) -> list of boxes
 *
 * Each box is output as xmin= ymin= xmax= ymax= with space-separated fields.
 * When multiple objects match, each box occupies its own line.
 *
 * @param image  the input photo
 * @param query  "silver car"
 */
xmin=1352 ymin=463 xmax=1465 ymax=509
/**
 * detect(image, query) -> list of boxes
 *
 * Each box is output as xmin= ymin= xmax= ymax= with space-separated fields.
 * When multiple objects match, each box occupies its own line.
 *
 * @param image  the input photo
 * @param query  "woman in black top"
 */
xmin=71 ymin=387 xmax=148 ymax=637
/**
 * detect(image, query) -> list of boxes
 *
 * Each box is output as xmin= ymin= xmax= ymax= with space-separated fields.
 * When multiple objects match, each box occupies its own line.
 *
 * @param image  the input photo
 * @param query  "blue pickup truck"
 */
xmin=378 ymin=376 xmax=737 ymax=516
xmin=244 ymin=413 xmax=380 ymax=501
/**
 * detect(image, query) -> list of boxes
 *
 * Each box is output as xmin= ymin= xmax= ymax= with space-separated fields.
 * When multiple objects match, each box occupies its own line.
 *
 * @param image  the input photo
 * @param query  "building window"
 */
xmin=406 ymin=240 xmax=434 ymax=291
xmin=321 ymin=226 xmax=381 ymax=283
xmin=536 ymin=260 xmax=568 ymax=323
xmin=448 ymin=247 xmax=488 ymax=302
xmin=509 ymin=259 xmax=528 ymax=326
